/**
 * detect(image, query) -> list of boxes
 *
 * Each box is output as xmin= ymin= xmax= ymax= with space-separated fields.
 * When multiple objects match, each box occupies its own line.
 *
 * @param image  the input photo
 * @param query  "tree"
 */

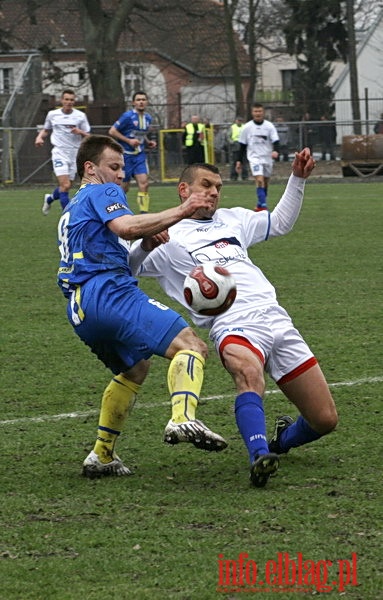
xmin=283 ymin=0 xmax=348 ymax=118
xmin=223 ymin=0 xmax=288 ymax=118
xmin=78 ymin=0 xmax=135 ymax=107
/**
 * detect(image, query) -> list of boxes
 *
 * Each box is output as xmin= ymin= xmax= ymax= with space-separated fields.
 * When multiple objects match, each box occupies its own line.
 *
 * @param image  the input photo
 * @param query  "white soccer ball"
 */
xmin=183 ymin=263 xmax=237 ymax=316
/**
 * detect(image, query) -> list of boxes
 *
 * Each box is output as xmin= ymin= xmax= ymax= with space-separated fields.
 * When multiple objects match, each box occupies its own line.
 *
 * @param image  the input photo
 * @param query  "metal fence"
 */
xmin=1 ymin=119 xmax=383 ymax=185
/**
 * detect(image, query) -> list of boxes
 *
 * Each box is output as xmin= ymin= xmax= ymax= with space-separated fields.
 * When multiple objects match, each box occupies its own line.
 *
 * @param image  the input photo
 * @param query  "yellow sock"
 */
xmin=93 ymin=374 xmax=140 ymax=463
xmin=167 ymin=350 xmax=205 ymax=423
xmin=137 ymin=191 xmax=150 ymax=213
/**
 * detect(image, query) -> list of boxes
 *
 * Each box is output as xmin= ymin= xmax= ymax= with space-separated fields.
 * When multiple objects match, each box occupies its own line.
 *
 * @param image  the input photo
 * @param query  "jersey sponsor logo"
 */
xmin=215 ymin=326 xmax=245 ymax=342
xmin=196 ymin=219 xmax=225 ymax=233
xmin=106 ymin=202 xmax=127 ymax=213
xmin=105 ymin=186 xmax=121 ymax=197
xmin=191 ymin=237 xmax=246 ymax=266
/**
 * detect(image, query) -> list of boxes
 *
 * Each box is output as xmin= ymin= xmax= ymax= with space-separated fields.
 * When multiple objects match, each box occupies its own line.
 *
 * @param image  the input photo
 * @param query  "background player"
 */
xmin=131 ymin=155 xmax=338 ymax=488
xmin=57 ymin=135 xmax=227 ymax=478
xmin=236 ymin=102 xmax=279 ymax=211
xmin=108 ymin=91 xmax=156 ymax=213
xmin=35 ymin=89 xmax=91 ymax=215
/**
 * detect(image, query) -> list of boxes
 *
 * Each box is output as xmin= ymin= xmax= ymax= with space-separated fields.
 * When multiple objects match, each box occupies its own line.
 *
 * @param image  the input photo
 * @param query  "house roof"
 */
xmin=332 ymin=8 xmax=383 ymax=93
xmin=0 ymin=0 xmax=250 ymax=78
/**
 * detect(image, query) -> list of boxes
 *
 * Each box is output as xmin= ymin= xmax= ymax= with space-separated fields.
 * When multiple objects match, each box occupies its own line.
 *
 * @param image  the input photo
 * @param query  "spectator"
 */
xmin=213 ymin=125 xmax=228 ymax=165
xmin=319 ymin=115 xmax=337 ymax=160
xmin=300 ymin=112 xmax=315 ymax=154
xmin=228 ymin=116 xmax=248 ymax=181
xmin=373 ymin=113 xmax=383 ymax=134
xmin=183 ymin=115 xmax=206 ymax=164
xmin=275 ymin=116 xmax=290 ymax=162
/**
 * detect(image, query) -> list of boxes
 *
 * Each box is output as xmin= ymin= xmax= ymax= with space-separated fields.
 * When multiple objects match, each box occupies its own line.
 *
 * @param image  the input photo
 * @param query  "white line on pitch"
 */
xmin=0 ymin=375 xmax=381 ymax=427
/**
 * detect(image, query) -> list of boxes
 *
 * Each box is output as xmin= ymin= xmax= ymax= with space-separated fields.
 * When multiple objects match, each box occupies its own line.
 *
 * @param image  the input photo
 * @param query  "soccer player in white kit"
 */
xmin=130 ymin=152 xmax=338 ymax=488
xmin=236 ymin=103 xmax=280 ymax=212
xmin=35 ymin=89 xmax=91 ymax=215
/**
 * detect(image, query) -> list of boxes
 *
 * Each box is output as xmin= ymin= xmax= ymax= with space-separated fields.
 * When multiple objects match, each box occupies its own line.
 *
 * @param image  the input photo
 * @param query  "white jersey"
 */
xmin=133 ymin=174 xmax=305 ymax=331
xmin=239 ymin=118 xmax=279 ymax=163
xmin=43 ymin=108 xmax=91 ymax=150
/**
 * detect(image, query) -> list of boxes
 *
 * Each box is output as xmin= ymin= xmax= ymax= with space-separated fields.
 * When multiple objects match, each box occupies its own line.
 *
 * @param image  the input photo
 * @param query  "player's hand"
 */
xmin=147 ymin=140 xmax=157 ymax=149
xmin=140 ymin=230 xmax=169 ymax=251
xmin=235 ymin=161 xmax=242 ymax=173
xmin=181 ymin=192 xmax=216 ymax=216
xmin=129 ymin=139 xmax=141 ymax=148
xmin=35 ymin=138 xmax=44 ymax=147
xmin=292 ymin=147 xmax=316 ymax=179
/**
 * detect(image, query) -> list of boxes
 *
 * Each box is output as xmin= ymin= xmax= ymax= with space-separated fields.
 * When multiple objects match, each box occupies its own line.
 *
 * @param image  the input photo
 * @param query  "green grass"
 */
xmin=0 ymin=181 xmax=382 ymax=599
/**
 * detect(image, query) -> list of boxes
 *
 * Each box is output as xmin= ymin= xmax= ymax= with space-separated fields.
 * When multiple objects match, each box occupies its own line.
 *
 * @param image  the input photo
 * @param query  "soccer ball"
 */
xmin=183 ymin=263 xmax=237 ymax=316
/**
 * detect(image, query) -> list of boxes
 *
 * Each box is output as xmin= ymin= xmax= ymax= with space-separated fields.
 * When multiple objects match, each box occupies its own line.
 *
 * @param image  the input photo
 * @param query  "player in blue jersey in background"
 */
xmin=108 ymin=91 xmax=157 ymax=213
xmin=57 ymin=135 xmax=227 ymax=478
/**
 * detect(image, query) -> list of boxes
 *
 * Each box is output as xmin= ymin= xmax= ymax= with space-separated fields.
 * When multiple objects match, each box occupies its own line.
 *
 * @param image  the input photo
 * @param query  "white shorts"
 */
xmin=210 ymin=304 xmax=315 ymax=384
xmin=52 ymin=147 xmax=77 ymax=180
xmin=249 ymin=160 xmax=273 ymax=178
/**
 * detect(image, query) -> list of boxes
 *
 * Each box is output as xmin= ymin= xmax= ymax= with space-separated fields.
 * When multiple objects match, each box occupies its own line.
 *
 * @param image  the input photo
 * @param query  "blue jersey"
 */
xmin=57 ymin=181 xmax=187 ymax=372
xmin=57 ymin=182 xmax=134 ymax=298
xmin=112 ymin=109 xmax=152 ymax=155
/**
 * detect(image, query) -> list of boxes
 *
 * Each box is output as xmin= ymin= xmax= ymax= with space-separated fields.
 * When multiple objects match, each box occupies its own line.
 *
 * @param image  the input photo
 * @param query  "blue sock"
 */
xmin=279 ymin=415 xmax=322 ymax=452
xmin=52 ymin=187 xmax=60 ymax=200
xmin=235 ymin=392 xmax=268 ymax=462
xmin=59 ymin=191 xmax=70 ymax=210
xmin=256 ymin=187 xmax=267 ymax=207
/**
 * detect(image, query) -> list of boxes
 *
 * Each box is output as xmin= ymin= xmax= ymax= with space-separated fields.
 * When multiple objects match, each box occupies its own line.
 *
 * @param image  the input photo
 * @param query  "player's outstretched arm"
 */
xmin=108 ymin=194 xmax=212 ymax=240
xmin=292 ymin=147 xmax=315 ymax=179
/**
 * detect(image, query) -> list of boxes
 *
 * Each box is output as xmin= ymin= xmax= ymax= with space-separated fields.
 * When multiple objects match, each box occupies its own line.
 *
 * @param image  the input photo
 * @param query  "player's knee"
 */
xmin=167 ymin=327 xmax=208 ymax=360
xmin=222 ymin=346 xmax=265 ymax=392
xmin=313 ymin=406 xmax=338 ymax=435
xmin=60 ymin=182 xmax=71 ymax=193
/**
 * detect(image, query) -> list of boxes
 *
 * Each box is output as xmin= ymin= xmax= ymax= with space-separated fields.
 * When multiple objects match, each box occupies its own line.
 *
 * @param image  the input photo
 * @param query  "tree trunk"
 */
xmin=223 ymin=0 xmax=245 ymax=117
xmin=78 ymin=0 xmax=134 ymax=105
xmin=346 ymin=0 xmax=361 ymax=134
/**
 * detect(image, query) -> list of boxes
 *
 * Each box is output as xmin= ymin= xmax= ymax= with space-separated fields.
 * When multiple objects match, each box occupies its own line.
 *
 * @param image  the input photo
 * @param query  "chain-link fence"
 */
xmin=1 ymin=118 xmax=383 ymax=184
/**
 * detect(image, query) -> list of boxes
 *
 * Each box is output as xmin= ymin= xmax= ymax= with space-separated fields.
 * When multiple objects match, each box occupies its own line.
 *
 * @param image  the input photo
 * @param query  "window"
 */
xmin=124 ymin=65 xmax=144 ymax=100
xmin=0 ymin=68 xmax=13 ymax=94
xmin=281 ymin=69 xmax=297 ymax=91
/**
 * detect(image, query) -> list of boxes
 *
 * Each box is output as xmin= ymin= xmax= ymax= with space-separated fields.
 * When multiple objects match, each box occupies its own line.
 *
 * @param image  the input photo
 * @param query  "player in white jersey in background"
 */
xmin=236 ymin=103 xmax=280 ymax=212
xmin=35 ymin=89 xmax=91 ymax=215
xmin=130 ymin=153 xmax=338 ymax=488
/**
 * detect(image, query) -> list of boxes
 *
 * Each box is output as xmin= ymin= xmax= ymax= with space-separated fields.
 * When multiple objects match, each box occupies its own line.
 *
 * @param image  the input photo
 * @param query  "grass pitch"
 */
xmin=0 ymin=179 xmax=382 ymax=599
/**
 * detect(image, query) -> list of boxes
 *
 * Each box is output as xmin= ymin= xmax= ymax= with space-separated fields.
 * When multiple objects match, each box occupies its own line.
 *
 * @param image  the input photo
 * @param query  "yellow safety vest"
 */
xmin=185 ymin=122 xmax=205 ymax=146
xmin=230 ymin=123 xmax=244 ymax=142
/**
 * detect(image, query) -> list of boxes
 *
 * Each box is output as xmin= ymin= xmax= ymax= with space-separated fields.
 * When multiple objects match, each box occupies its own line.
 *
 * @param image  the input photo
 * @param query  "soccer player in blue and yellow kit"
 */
xmin=57 ymin=135 xmax=227 ymax=478
xmin=108 ymin=91 xmax=156 ymax=214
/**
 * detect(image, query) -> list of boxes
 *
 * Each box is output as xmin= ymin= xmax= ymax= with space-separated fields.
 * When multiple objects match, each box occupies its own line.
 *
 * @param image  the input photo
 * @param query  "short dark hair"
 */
xmin=178 ymin=163 xmax=220 ymax=185
xmin=252 ymin=102 xmax=264 ymax=109
xmin=61 ymin=89 xmax=75 ymax=97
xmin=76 ymin=135 xmax=123 ymax=178
xmin=133 ymin=91 xmax=148 ymax=101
